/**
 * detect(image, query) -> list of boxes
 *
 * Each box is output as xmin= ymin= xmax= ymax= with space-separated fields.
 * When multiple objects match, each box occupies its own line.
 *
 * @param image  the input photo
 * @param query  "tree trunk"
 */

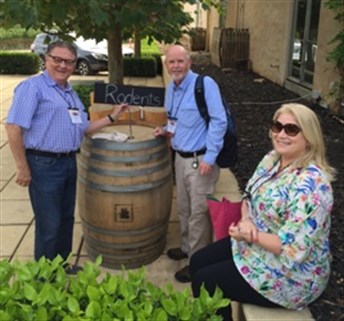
xmin=107 ymin=24 xmax=123 ymax=84
xmin=134 ymin=28 xmax=141 ymax=58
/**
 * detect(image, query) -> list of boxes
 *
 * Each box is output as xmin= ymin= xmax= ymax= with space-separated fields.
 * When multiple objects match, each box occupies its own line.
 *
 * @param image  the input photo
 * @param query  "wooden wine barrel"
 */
xmin=88 ymin=104 xmax=142 ymax=122
xmin=77 ymin=124 xmax=173 ymax=269
xmin=143 ymin=107 xmax=167 ymax=127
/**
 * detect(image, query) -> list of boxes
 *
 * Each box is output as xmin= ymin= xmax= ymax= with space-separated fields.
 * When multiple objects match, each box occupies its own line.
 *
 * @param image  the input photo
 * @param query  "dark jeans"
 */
xmin=27 ymin=154 xmax=77 ymax=261
xmin=190 ymin=237 xmax=280 ymax=321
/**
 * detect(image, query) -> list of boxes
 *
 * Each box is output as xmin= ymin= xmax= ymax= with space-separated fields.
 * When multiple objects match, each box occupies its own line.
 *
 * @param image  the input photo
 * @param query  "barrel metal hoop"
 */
xmin=78 ymin=158 xmax=170 ymax=177
xmin=85 ymin=135 xmax=165 ymax=151
xmin=77 ymin=174 xmax=172 ymax=192
xmin=83 ymin=230 xmax=166 ymax=250
xmin=86 ymin=243 xmax=165 ymax=269
xmin=80 ymin=148 xmax=167 ymax=164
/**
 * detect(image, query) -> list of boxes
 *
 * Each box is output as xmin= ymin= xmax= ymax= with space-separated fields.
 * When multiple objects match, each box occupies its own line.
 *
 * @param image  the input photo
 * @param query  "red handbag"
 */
xmin=207 ymin=196 xmax=242 ymax=240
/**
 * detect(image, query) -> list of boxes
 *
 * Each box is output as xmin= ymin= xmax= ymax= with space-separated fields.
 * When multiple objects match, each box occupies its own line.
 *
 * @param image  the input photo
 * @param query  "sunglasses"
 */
xmin=271 ymin=121 xmax=301 ymax=137
xmin=47 ymin=54 xmax=76 ymax=66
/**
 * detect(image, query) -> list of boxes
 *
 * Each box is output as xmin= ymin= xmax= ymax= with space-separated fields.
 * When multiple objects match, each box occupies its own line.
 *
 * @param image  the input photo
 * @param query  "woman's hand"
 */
xmin=229 ymin=217 xmax=258 ymax=243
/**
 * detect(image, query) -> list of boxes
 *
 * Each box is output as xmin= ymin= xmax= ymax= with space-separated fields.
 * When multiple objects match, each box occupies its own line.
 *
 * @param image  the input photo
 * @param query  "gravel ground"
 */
xmin=190 ymin=52 xmax=344 ymax=321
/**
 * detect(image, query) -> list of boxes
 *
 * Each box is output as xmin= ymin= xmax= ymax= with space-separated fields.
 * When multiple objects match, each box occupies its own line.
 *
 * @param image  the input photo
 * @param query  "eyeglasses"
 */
xmin=47 ymin=54 xmax=76 ymax=66
xmin=271 ymin=121 xmax=301 ymax=137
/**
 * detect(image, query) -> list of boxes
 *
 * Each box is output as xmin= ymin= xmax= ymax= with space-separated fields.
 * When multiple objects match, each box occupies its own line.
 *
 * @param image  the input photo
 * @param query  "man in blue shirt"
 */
xmin=6 ymin=41 xmax=127 ymax=273
xmin=153 ymin=44 xmax=227 ymax=282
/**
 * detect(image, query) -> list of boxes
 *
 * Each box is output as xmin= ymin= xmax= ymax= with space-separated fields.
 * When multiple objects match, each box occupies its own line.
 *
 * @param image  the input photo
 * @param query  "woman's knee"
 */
xmin=189 ymin=248 xmax=205 ymax=276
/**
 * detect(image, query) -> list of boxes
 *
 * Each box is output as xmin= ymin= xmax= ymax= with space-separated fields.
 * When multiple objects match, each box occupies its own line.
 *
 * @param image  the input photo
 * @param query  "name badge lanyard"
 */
xmin=243 ymin=158 xmax=291 ymax=217
xmin=53 ymin=86 xmax=80 ymax=148
xmin=53 ymin=86 xmax=78 ymax=110
xmin=168 ymin=82 xmax=190 ymax=120
xmin=243 ymin=159 xmax=280 ymax=200
xmin=53 ymin=86 xmax=83 ymax=121
xmin=167 ymin=83 xmax=190 ymax=136
xmin=169 ymin=83 xmax=201 ymax=169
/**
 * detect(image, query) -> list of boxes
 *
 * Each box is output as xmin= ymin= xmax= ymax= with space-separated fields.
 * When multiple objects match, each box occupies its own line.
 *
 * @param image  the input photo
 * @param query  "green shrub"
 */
xmin=0 ymin=256 xmax=230 ymax=321
xmin=144 ymin=53 xmax=163 ymax=75
xmin=73 ymin=84 xmax=94 ymax=114
xmin=0 ymin=27 xmax=39 ymax=39
xmin=124 ymin=56 xmax=157 ymax=77
xmin=0 ymin=51 xmax=39 ymax=74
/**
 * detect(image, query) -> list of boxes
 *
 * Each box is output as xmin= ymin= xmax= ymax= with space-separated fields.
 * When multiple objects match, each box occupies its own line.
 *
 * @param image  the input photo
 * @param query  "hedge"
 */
xmin=0 ymin=52 xmax=39 ymax=74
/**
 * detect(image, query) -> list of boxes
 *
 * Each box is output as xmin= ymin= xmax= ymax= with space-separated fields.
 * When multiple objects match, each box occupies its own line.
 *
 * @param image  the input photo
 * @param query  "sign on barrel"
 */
xmin=94 ymin=83 xmax=165 ymax=107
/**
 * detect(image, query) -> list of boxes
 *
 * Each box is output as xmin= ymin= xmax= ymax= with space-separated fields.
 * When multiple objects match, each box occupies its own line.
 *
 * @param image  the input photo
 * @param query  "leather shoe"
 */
xmin=64 ymin=264 xmax=83 ymax=275
xmin=175 ymin=265 xmax=191 ymax=283
xmin=167 ymin=248 xmax=188 ymax=260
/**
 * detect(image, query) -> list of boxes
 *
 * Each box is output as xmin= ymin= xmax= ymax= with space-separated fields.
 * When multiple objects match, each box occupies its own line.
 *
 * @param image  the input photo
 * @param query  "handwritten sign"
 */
xmin=94 ymin=83 xmax=165 ymax=107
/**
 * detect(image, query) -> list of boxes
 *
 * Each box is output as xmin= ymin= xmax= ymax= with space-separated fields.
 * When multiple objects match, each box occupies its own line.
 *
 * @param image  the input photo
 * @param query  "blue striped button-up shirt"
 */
xmin=165 ymin=70 xmax=227 ymax=165
xmin=6 ymin=71 xmax=89 ymax=152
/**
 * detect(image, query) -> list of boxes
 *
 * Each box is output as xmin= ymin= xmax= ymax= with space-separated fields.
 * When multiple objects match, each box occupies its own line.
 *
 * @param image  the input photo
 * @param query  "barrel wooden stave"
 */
xmin=77 ymin=125 xmax=173 ymax=269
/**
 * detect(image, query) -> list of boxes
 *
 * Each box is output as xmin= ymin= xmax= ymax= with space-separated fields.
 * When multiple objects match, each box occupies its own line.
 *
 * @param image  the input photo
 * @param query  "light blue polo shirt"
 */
xmin=165 ymin=70 xmax=227 ymax=165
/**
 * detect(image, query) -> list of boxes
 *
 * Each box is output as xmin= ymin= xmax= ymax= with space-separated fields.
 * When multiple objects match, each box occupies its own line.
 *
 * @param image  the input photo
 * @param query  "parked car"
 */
xmin=30 ymin=32 xmax=134 ymax=75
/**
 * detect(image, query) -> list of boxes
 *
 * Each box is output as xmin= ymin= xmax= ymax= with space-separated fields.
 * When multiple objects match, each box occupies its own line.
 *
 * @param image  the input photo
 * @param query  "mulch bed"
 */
xmin=191 ymin=53 xmax=344 ymax=321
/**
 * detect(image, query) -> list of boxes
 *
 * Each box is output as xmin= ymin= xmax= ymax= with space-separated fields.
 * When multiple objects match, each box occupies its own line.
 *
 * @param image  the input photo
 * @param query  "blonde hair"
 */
xmin=272 ymin=103 xmax=336 ymax=181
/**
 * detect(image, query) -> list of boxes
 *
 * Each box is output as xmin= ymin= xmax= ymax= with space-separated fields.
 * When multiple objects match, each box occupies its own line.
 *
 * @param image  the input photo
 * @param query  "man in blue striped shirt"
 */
xmin=153 ymin=44 xmax=227 ymax=282
xmin=6 ymin=41 xmax=127 ymax=273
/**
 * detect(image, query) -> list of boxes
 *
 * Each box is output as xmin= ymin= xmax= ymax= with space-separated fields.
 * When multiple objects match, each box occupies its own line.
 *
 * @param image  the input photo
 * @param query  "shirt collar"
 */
xmin=172 ymin=70 xmax=194 ymax=91
xmin=42 ymin=70 xmax=73 ymax=92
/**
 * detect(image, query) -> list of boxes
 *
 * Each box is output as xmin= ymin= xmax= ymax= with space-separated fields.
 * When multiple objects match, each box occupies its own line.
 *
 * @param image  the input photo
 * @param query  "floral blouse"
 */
xmin=231 ymin=150 xmax=333 ymax=310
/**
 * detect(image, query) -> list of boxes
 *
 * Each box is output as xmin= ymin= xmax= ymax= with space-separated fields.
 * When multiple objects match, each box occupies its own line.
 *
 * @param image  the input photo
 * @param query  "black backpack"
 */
xmin=194 ymin=74 xmax=238 ymax=168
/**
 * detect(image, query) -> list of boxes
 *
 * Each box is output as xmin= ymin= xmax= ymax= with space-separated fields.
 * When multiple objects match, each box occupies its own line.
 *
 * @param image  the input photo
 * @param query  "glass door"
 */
xmin=289 ymin=0 xmax=321 ymax=86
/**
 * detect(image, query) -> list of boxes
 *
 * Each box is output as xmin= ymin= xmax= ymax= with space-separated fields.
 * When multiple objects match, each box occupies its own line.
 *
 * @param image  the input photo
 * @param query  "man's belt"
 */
xmin=26 ymin=149 xmax=79 ymax=158
xmin=175 ymin=149 xmax=206 ymax=158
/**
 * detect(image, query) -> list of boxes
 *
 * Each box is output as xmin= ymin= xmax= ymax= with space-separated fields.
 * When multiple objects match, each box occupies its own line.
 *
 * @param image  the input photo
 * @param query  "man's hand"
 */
xmin=153 ymin=126 xmax=165 ymax=137
xmin=15 ymin=164 xmax=31 ymax=187
xmin=199 ymin=161 xmax=212 ymax=175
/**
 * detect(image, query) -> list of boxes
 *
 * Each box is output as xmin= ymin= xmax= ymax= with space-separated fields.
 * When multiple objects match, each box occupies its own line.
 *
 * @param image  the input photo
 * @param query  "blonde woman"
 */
xmin=190 ymin=103 xmax=335 ymax=321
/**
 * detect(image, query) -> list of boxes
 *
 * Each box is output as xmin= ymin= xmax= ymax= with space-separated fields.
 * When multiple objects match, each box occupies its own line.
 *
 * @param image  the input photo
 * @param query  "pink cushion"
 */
xmin=207 ymin=196 xmax=242 ymax=240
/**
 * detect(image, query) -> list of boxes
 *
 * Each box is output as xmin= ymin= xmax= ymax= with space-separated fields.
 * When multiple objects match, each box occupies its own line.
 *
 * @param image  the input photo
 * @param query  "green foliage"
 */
xmin=143 ymin=53 xmax=163 ymax=75
xmin=325 ymin=0 xmax=344 ymax=69
xmin=140 ymin=38 xmax=160 ymax=55
xmin=73 ymin=84 xmax=94 ymax=113
xmin=0 ymin=0 xmax=223 ymax=83
xmin=0 ymin=51 xmax=39 ymax=74
xmin=0 ymin=256 xmax=230 ymax=321
xmin=324 ymin=0 xmax=344 ymax=108
xmin=124 ymin=56 xmax=157 ymax=77
xmin=0 ymin=26 xmax=39 ymax=39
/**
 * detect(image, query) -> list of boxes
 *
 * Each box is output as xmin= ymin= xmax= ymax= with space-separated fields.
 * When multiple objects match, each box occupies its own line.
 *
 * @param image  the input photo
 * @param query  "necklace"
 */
xmin=243 ymin=158 xmax=291 ymax=200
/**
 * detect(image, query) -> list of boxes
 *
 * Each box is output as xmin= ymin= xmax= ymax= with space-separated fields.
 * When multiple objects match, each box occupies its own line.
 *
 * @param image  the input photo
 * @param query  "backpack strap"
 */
xmin=195 ymin=74 xmax=210 ymax=125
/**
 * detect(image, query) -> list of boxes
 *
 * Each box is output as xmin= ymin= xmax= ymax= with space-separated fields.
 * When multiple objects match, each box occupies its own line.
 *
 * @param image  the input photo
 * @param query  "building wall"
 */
xmin=204 ymin=0 xmax=341 ymax=110
xmin=207 ymin=1 xmax=293 ymax=85
xmin=243 ymin=1 xmax=293 ymax=85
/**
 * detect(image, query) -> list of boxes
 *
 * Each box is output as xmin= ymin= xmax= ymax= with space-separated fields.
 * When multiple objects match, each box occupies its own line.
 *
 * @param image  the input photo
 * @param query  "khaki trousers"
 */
xmin=174 ymin=153 xmax=220 ymax=262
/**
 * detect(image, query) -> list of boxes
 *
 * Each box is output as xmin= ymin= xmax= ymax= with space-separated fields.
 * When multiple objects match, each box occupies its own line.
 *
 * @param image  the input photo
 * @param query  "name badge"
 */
xmin=68 ymin=108 xmax=82 ymax=124
xmin=167 ymin=117 xmax=177 ymax=135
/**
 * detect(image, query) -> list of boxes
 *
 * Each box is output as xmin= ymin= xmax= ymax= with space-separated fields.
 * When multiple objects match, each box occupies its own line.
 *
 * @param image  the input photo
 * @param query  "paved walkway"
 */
xmin=0 ymin=72 xmax=241 ymax=294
